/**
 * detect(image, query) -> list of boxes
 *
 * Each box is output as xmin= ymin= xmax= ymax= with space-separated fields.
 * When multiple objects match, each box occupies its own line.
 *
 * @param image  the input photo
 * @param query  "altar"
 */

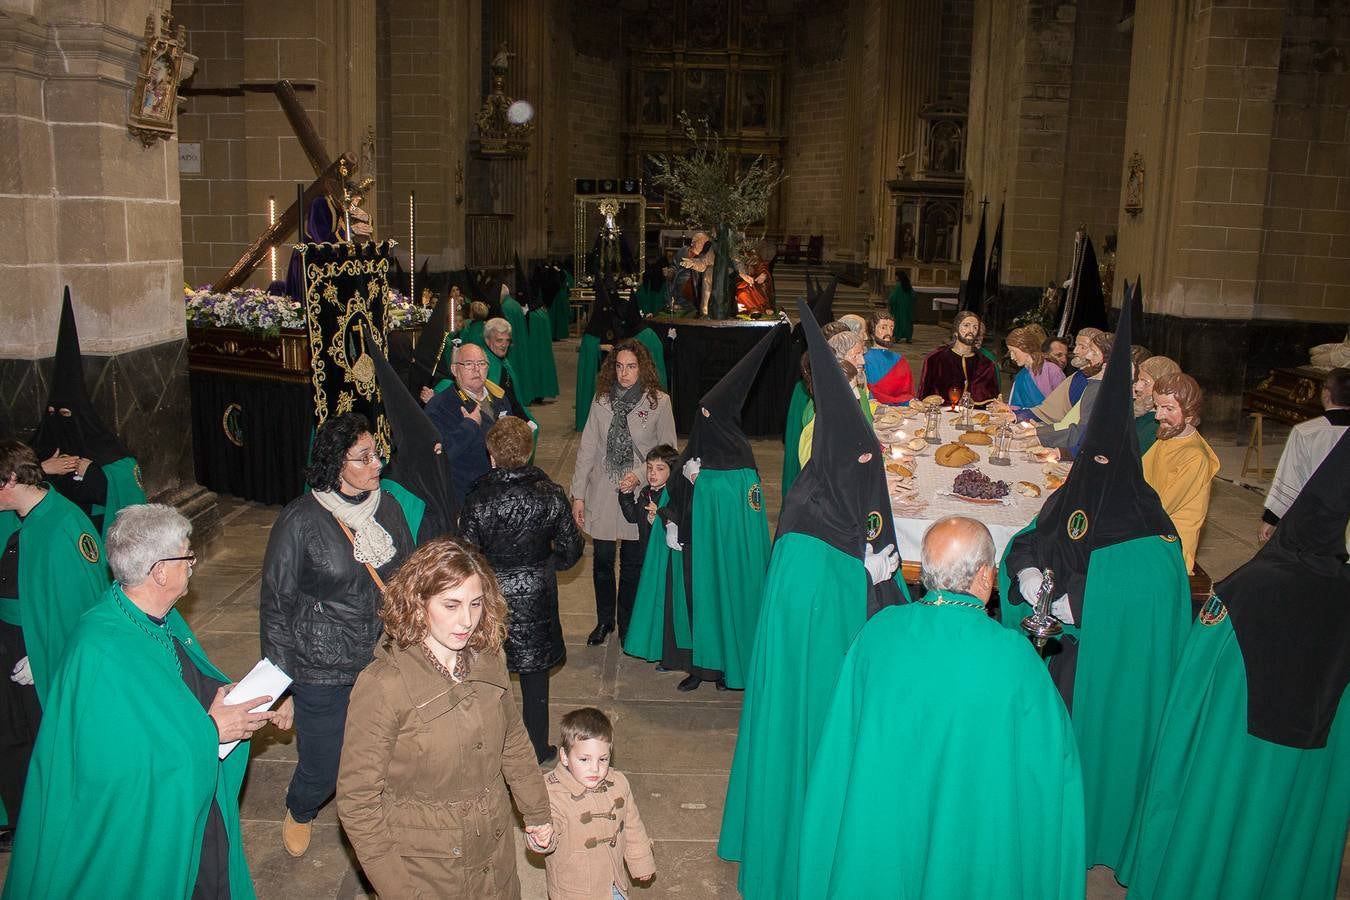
xmin=653 ymin=315 xmax=795 ymax=436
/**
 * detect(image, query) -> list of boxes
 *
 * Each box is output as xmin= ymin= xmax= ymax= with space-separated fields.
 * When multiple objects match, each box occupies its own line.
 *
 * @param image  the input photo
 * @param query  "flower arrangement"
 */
xmin=185 ymin=285 xmax=428 ymax=336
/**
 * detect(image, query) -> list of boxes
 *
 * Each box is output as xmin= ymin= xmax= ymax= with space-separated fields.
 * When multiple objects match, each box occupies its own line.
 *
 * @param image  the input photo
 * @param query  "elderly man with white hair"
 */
xmin=4 ymin=503 xmax=280 ymax=899
xmin=796 ymin=516 xmax=1085 ymax=899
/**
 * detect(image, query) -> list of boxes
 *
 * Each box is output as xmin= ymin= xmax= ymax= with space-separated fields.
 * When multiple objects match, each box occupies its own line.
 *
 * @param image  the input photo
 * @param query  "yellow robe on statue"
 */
xmin=1142 ymin=430 xmax=1220 ymax=573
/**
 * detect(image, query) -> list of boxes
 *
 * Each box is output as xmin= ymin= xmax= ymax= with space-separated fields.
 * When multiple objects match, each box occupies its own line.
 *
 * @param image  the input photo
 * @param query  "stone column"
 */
xmin=0 ymin=1 xmax=201 ymax=505
xmin=867 ymin=0 xmax=942 ymax=277
xmin=834 ymin=0 xmax=867 ymax=262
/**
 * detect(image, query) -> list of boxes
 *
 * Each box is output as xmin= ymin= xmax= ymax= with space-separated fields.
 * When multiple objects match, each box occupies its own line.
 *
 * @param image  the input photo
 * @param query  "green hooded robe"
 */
xmin=575 ymin=333 xmax=602 ymax=433
xmin=525 ymin=306 xmax=559 ymax=399
xmin=91 ymin=456 xmax=148 ymax=542
xmin=797 ymin=600 xmax=1086 ymax=899
xmin=623 ymin=489 xmax=693 ymax=661
xmin=3 ymin=586 xmax=255 ymax=899
xmin=1117 ymin=615 xmax=1350 ymax=899
xmin=550 ymin=270 xmax=573 ymax=340
xmin=499 ymin=295 xmax=537 ymax=405
xmin=887 ymin=281 xmax=916 ymax=341
xmin=0 ymin=489 xmax=109 ymax=706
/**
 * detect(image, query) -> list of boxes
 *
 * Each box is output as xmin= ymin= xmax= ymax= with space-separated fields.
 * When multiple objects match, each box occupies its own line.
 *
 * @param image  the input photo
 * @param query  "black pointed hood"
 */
xmin=1057 ymin=233 xmax=1108 ymax=337
xmin=411 ymin=290 xmax=451 ymax=389
xmin=685 ymin=322 xmax=786 ymax=471
xmin=31 ymin=288 xmax=129 ymax=463
xmin=960 ymin=204 xmax=987 ymax=316
xmin=811 ymin=274 xmax=838 ymax=325
xmin=612 ymin=280 xmax=646 ymax=339
xmin=370 ymin=332 xmax=461 ymax=539
xmin=1129 ymin=274 xmax=1147 ymax=348
xmin=1217 ymin=430 xmax=1350 ymax=749
xmin=779 ymin=299 xmax=905 ymax=615
xmin=584 ymin=278 xmax=620 ymax=342
xmin=1006 ymin=280 xmax=1174 ymax=613
xmin=985 ymin=201 xmax=1005 ymax=307
xmin=513 ymin=256 xmax=532 ymax=308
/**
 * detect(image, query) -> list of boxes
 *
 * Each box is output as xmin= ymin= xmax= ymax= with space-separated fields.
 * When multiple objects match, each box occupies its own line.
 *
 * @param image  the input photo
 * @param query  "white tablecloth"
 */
xmin=887 ymin=438 xmax=1052 ymax=563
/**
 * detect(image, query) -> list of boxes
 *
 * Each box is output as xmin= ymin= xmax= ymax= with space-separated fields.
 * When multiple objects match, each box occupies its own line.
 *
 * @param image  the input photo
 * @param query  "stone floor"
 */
xmin=5 ymin=324 xmax=1346 ymax=897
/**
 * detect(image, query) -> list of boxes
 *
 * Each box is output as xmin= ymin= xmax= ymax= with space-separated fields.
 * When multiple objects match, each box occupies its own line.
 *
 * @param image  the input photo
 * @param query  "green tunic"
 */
xmin=92 ymin=456 xmax=147 ymax=541
xmin=718 ymin=534 xmax=871 ymax=899
xmin=781 ymin=381 xmax=810 ymax=501
xmin=623 ymin=490 xmax=692 ymax=660
xmin=1134 ymin=412 xmax=1160 ymax=455
xmin=0 ymin=489 xmax=109 ymax=706
xmin=999 ymin=533 xmax=1190 ymax=870
xmin=690 ymin=467 xmax=770 ymax=689
xmin=500 ymin=296 xmax=536 ymax=405
xmin=797 ymin=600 xmax=1086 ymax=899
xmin=525 ymin=306 xmax=559 ymax=399
xmin=3 ymin=587 xmax=255 ymax=899
xmin=1117 ymin=614 xmax=1350 ymax=899
xmin=887 ymin=282 xmax=916 ymax=341
xmin=575 ymin=333 xmax=602 ymax=432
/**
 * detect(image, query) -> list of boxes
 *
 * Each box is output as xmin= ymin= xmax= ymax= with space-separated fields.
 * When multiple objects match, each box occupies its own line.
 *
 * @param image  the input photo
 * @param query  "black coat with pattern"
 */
xmin=459 ymin=466 xmax=584 ymax=673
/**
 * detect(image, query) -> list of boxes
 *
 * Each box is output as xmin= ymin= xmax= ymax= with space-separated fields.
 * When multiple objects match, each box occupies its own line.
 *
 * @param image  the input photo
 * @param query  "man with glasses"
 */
xmin=425 ymin=341 xmax=532 ymax=503
xmin=0 ymin=440 xmax=110 ymax=851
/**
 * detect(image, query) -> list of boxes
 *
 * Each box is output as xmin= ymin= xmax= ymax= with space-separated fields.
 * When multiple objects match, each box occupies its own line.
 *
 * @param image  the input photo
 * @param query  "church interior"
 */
xmin=0 ymin=0 xmax=1348 ymax=897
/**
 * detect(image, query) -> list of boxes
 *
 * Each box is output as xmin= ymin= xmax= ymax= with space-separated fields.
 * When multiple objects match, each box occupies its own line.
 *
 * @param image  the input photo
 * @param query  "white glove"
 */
xmin=682 ymin=457 xmax=702 ymax=483
xmin=665 ymin=521 xmax=683 ymax=551
xmin=1017 ymin=568 xmax=1044 ymax=605
xmin=863 ymin=542 xmax=900 ymax=586
xmin=11 ymin=655 xmax=33 ymax=686
xmin=1050 ymin=594 xmax=1075 ymax=626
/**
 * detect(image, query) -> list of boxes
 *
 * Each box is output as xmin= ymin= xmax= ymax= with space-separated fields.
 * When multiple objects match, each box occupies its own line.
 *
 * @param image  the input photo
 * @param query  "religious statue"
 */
xmin=597 ymin=199 xmax=622 ymax=277
xmin=734 ymin=239 xmax=776 ymax=315
xmin=491 ymin=42 xmax=513 ymax=78
xmin=669 ymin=231 xmax=715 ymax=316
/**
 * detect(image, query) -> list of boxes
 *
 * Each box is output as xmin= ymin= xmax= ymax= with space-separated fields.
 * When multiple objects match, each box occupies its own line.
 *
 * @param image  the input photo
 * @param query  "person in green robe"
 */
xmin=1117 ymin=430 xmax=1350 ymax=899
xmin=0 ymin=440 xmax=110 ymax=843
xmin=549 ymin=265 xmax=573 ymax=341
xmin=780 ymin=376 xmax=810 ymax=500
xmin=719 ymin=299 xmax=909 ymax=899
xmin=514 ymin=258 xmax=560 ymax=400
xmin=887 ymin=269 xmax=916 ymax=342
xmin=29 ymin=289 xmax=146 ymax=541
xmin=667 ymin=323 xmax=784 ymax=691
xmin=3 ymin=504 xmax=283 ymax=899
xmin=798 ymin=515 xmax=1086 ymax=899
xmin=1000 ymin=293 xmax=1190 ymax=875
xmin=496 ymin=282 xmax=538 ymax=406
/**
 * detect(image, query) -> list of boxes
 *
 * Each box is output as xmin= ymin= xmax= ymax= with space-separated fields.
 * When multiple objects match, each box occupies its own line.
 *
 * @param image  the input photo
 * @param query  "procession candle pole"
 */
xmin=409 ymin=190 xmax=416 ymax=301
xmin=295 ymin=183 xmax=306 ymax=304
xmin=267 ymin=196 xmax=277 ymax=282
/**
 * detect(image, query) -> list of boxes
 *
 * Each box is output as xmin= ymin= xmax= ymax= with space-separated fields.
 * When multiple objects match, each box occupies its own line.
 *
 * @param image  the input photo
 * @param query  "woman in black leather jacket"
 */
xmin=260 ymin=412 xmax=414 ymax=859
xmin=459 ymin=417 xmax=583 ymax=764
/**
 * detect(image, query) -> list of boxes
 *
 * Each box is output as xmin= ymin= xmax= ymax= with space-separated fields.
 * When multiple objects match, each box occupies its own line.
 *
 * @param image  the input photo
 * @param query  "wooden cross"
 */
xmin=209 ymin=81 xmax=355 ymax=293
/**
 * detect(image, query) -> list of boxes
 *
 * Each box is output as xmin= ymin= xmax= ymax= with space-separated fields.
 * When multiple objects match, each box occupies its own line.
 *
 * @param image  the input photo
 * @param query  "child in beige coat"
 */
xmin=530 ymin=707 xmax=656 ymax=899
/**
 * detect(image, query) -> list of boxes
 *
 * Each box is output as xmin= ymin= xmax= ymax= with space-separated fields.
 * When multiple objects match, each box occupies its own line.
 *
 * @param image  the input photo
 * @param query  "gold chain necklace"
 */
xmin=113 ymin=588 xmax=183 ymax=676
xmin=916 ymin=591 xmax=986 ymax=611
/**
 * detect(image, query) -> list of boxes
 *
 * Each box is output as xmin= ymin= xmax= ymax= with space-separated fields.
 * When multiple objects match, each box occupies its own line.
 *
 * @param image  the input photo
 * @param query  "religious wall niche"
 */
xmin=919 ymin=103 xmax=967 ymax=180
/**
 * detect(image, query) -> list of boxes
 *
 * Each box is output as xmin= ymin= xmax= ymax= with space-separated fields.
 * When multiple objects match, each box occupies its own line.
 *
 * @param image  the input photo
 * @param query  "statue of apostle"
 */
xmin=668 ymin=232 xmax=715 ymax=316
xmin=917 ymin=311 xmax=999 ymax=405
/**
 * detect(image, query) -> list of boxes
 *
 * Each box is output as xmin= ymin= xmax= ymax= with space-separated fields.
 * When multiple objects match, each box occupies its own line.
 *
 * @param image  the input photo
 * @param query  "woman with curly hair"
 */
xmin=260 ymin=412 xmax=415 ymax=858
xmin=569 ymin=338 xmax=676 ymax=646
xmin=337 ymin=537 xmax=553 ymax=898
xmin=1005 ymin=324 xmax=1064 ymax=411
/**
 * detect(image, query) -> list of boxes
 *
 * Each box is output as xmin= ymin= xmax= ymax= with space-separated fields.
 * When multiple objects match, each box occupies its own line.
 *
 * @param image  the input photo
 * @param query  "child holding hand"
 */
xmin=617 ymin=444 xmax=678 ymax=547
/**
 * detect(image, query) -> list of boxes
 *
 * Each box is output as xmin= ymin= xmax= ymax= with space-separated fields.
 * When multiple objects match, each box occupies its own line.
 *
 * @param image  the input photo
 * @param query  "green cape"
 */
xmin=549 ymin=270 xmax=573 ymax=340
xmin=999 ymin=531 xmax=1190 ymax=869
xmin=798 ymin=600 xmax=1086 ymax=899
xmin=781 ymin=380 xmax=809 ymax=501
xmin=500 ymin=296 xmax=537 ymax=404
xmin=632 ymin=327 xmax=668 ymax=389
xmin=1117 ymin=615 xmax=1350 ymax=898
xmin=0 ymin=489 xmax=109 ymax=706
xmin=623 ymin=489 xmax=693 ymax=659
xmin=887 ymin=283 xmax=916 ymax=341
xmin=575 ymin=333 xmax=602 ymax=432
xmin=690 ymin=467 xmax=770 ymax=688
xmin=1134 ymin=411 xmax=1160 ymax=455
xmin=525 ymin=306 xmax=559 ymax=398
xmin=91 ymin=456 xmax=147 ymax=541
xmin=381 ymin=478 xmax=427 ymax=543
xmin=3 ymin=587 xmax=255 ymax=899
xmin=719 ymin=534 xmax=891 ymax=898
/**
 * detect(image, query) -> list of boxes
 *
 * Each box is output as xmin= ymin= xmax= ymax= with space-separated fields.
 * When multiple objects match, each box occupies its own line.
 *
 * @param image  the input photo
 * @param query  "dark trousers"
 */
xmin=517 ymin=669 xmax=551 ymax=761
xmin=286 ymin=681 xmax=353 ymax=823
xmin=592 ymin=538 xmax=643 ymax=640
xmin=0 ymin=622 xmax=39 ymax=828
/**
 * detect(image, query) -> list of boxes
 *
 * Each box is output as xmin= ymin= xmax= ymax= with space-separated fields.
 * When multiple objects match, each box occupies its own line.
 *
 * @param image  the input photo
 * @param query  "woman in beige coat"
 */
xmin=569 ymin=339 xmax=676 ymax=647
xmin=337 ymin=537 xmax=553 ymax=899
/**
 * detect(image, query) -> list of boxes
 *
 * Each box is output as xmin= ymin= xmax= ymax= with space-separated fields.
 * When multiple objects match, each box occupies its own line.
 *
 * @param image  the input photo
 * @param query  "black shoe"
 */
xmin=677 ymin=675 xmax=702 ymax=692
xmin=0 ymin=828 xmax=13 ymax=853
xmin=586 ymin=624 xmax=613 ymax=646
xmin=715 ymin=679 xmax=729 ymax=691
xmin=654 ymin=664 xmax=670 ymax=673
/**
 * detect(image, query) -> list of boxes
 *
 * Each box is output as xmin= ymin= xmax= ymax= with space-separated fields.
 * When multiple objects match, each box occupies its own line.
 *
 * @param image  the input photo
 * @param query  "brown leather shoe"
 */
xmin=282 ymin=810 xmax=311 ymax=858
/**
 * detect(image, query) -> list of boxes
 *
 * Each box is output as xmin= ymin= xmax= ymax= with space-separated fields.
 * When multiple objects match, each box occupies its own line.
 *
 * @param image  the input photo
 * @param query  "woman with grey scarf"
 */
xmin=569 ymin=339 xmax=676 ymax=646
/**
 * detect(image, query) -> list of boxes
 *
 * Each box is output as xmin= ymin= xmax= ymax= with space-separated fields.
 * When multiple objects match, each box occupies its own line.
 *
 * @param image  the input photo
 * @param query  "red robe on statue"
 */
xmin=917 ymin=346 xmax=1000 ymax=405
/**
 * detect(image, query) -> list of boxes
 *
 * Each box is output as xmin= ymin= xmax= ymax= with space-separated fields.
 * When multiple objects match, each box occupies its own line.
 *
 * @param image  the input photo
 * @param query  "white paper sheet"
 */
xmin=218 ymin=657 xmax=292 ymax=760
